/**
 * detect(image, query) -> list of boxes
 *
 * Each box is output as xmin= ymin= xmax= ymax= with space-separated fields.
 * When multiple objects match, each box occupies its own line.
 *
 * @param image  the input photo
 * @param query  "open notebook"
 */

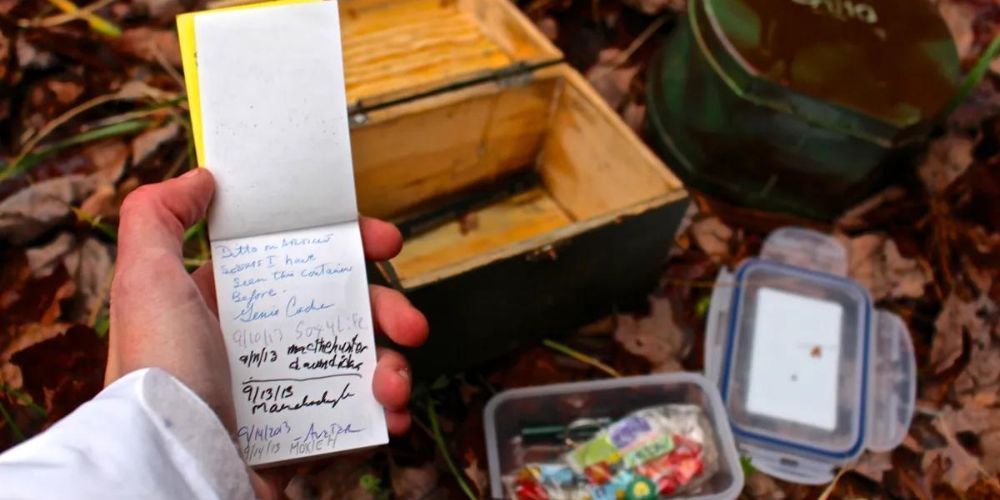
xmin=177 ymin=0 xmax=387 ymax=466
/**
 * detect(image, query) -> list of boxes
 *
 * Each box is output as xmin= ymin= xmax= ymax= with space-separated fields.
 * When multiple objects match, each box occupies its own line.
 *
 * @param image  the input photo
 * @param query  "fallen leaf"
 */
xmin=131 ymin=121 xmax=180 ymax=166
xmin=390 ymin=462 xmax=438 ymax=500
xmin=131 ymin=0 xmax=185 ymax=20
xmin=14 ymin=36 xmax=57 ymax=71
xmin=745 ymin=470 xmax=785 ymax=499
xmin=62 ymin=237 xmax=114 ymax=325
xmin=930 ymin=292 xmax=998 ymax=373
xmin=285 ymin=453 xmax=378 ymax=500
xmin=586 ymin=48 xmax=639 ymax=111
xmin=24 ymin=232 xmax=75 ymax=276
xmin=9 ymin=324 xmax=106 ymax=428
xmin=79 ymin=183 xmax=118 ymax=220
xmin=938 ymin=2 xmax=977 ymax=61
xmin=0 ymin=29 xmax=10 ymax=82
xmin=621 ymin=101 xmax=645 ymax=134
xmin=462 ymin=450 xmax=488 ymax=498
xmin=853 ymin=451 xmax=894 ymax=483
xmin=834 ymin=185 xmax=911 ymax=234
xmin=614 ymin=296 xmax=686 ymax=372
xmin=918 ymin=135 xmax=975 ymax=195
xmin=112 ymin=28 xmax=182 ymax=68
xmin=0 ymin=174 xmax=96 ymax=244
xmin=689 ymin=216 xmax=733 ymax=262
xmin=842 ymin=233 xmax=931 ymax=301
xmin=534 ymin=16 xmax=558 ymax=41
xmin=922 ymin=408 xmax=994 ymax=491
xmin=45 ymin=78 xmax=84 ymax=105
xmin=622 ymin=0 xmax=686 ymax=15
xmin=83 ymin=138 xmax=128 ymax=184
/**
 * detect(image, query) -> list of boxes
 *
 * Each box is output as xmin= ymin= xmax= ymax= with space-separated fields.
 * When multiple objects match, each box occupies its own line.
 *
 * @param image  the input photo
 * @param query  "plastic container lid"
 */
xmin=704 ymin=228 xmax=916 ymax=484
xmin=483 ymin=373 xmax=745 ymax=499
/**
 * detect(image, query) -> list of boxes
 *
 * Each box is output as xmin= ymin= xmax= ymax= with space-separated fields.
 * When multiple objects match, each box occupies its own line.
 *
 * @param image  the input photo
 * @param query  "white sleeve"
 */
xmin=0 ymin=368 xmax=255 ymax=500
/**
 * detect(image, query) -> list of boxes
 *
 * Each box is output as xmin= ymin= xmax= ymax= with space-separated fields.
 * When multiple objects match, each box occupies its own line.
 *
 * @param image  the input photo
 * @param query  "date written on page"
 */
xmin=213 ymin=225 xmax=380 ymax=463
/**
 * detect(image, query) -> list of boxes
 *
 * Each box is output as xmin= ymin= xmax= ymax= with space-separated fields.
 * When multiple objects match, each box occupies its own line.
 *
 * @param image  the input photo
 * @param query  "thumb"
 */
xmin=116 ymin=168 xmax=215 ymax=268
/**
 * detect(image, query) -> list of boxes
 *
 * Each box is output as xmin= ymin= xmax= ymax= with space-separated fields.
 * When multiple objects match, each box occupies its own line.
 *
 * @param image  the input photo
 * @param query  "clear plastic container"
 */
xmin=704 ymin=227 xmax=916 ymax=484
xmin=483 ymin=373 xmax=745 ymax=499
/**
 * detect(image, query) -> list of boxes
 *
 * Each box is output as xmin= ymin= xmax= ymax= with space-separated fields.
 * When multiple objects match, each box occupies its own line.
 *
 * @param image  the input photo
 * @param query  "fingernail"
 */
xmin=180 ymin=168 xmax=202 ymax=179
xmin=397 ymin=367 xmax=410 ymax=381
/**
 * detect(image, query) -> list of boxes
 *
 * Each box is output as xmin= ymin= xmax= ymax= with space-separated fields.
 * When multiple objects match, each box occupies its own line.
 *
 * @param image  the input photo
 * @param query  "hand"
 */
xmin=105 ymin=169 xmax=428 ymax=495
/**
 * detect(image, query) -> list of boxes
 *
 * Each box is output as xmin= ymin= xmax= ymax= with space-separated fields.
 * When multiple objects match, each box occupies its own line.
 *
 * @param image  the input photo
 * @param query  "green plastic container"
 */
xmin=647 ymin=0 xmax=960 ymax=220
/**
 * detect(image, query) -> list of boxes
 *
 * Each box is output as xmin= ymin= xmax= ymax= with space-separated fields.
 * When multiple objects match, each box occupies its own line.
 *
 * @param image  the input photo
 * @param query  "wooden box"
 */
xmin=341 ymin=0 xmax=689 ymax=373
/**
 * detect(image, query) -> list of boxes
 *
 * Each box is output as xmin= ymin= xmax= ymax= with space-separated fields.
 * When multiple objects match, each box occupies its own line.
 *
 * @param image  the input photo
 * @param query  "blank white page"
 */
xmin=196 ymin=1 xmax=357 ymax=240
xmin=745 ymin=288 xmax=842 ymax=431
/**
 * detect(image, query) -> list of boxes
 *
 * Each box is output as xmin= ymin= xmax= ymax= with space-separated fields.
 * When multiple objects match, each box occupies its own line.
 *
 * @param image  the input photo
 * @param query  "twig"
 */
xmin=426 ymin=399 xmax=477 ymax=500
xmin=44 ymin=0 xmax=121 ymax=37
xmin=589 ymin=15 xmax=667 ymax=80
xmin=817 ymin=466 xmax=851 ymax=500
xmin=151 ymin=41 xmax=186 ymax=90
xmin=19 ymin=0 xmax=115 ymax=29
xmin=543 ymin=339 xmax=622 ymax=378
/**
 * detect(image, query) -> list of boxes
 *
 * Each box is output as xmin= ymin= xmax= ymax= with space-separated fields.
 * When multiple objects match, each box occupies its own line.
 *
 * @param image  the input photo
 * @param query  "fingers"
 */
xmin=359 ymin=217 xmax=402 ymax=261
xmin=374 ymin=348 xmax=412 ymax=435
xmin=370 ymin=285 xmax=429 ymax=347
xmin=117 ymin=168 xmax=215 ymax=268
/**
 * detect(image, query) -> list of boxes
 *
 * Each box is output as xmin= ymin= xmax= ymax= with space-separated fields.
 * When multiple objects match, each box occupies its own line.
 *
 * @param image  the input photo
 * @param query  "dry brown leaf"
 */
xmin=131 ymin=0 xmax=185 ymax=20
xmin=0 ymin=29 xmax=9 ymax=82
xmin=83 ymin=139 xmax=128 ymax=185
xmin=45 ymin=79 xmax=83 ymax=105
xmin=285 ymin=454 xmax=376 ymax=500
xmin=853 ymin=451 xmax=894 ymax=483
xmin=918 ymin=135 xmax=975 ymax=195
xmin=25 ymin=232 xmax=75 ymax=276
xmin=131 ymin=121 xmax=180 ymax=166
xmin=622 ymin=0 xmax=686 ymax=15
xmin=842 ymin=233 xmax=930 ymax=301
xmin=586 ymin=48 xmax=639 ymax=111
xmin=614 ymin=296 xmax=685 ymax=372
xmin=622 ymin=101 xmax=645 ymax=134
xmin=0 ymin=174 xmax=96 ymax=244
xmin=689 ymin=216 xmax=733 ymax=262
xmin=931 ymin=292 xmax=998 ymax=374
xmin=462 ymin=450 xmax=488 ymax=497
xmin=113 ymin=28 xmax=182 ymax=68
xmin=63 ymin=237 xmax=114 ymax=325
xmin=922 ymin=408 xmax=997 ymax=491
xmin=14 ymin=36 xmax=56 ymax=71
xmin=79 ymin=183 xmax=118 ymax=220
xmin=938 ymin=2 xmax=976 ymax=61
xmin=535 ymin=16 xmax=558 ymax=41
xmin=745 ymin=470 xmax=786 ymax=499
xmin=390 ymin=462 xmax=438 ymax=500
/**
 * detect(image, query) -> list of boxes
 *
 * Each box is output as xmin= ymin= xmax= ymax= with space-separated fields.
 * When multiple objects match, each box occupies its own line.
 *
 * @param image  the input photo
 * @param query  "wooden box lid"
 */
xmin=339 ymin=0 xmax=562 ymax=112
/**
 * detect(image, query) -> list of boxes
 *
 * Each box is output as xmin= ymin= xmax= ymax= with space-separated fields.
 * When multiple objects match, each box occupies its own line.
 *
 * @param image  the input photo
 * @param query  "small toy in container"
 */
xmin=704 ymin=227 xmax=917 ymax=484
xmin=484 ymin=373 xmax=744 ymax=499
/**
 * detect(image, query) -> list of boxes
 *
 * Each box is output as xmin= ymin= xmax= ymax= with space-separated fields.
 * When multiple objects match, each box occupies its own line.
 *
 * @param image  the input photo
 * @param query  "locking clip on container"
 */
xmin=704 ymin=227 xmax=916 ymax=484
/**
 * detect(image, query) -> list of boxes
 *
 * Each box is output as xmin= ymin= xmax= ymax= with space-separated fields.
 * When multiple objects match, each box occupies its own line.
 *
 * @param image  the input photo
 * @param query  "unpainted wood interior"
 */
xmin=338 ymin=0 xmax=558 ymax=107
xmin=351 ymin=67 xmax=680 ymax=284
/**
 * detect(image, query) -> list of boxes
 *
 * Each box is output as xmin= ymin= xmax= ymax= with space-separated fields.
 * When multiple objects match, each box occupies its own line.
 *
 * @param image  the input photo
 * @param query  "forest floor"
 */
xmin=1 ymin=0 xmax=999 ymax=498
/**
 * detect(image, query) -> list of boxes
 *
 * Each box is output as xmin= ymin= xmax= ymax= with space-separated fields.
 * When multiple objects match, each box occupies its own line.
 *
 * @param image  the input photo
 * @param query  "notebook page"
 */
xmin=185 ymin=1 xmax=388 ymax=465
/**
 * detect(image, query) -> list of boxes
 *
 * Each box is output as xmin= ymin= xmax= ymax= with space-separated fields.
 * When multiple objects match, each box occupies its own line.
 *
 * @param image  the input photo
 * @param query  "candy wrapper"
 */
xmin=504 ymin=405 xmax=718 ymax=499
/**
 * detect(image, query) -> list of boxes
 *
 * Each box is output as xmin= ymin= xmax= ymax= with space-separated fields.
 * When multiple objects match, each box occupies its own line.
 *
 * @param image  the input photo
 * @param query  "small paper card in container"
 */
xmin=176 ymin=0 xmax=387 ymax=466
